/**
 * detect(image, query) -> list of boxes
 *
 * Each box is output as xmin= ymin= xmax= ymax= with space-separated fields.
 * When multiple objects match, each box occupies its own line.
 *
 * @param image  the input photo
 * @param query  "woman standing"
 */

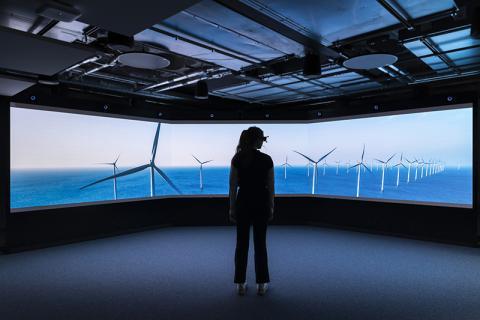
xmin=229 ymin=127 xmax=275 ymax=296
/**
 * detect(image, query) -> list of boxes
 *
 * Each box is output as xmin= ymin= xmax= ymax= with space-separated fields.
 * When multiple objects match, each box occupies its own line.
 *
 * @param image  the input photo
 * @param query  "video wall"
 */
xmin=10 ymin=104 xmax=473 ymax=210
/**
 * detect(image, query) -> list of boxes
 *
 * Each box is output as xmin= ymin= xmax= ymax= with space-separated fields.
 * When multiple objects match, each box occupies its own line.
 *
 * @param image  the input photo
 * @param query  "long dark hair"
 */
xmin=236 ymin=127 xmax=264 ymax=153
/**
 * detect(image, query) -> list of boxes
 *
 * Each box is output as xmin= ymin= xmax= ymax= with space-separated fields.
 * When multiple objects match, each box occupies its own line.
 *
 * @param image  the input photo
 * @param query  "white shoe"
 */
xmin=236 ymin=282 xmax=247 ymax=296
xmin=257 ymin=283 xmax=268 ymax=296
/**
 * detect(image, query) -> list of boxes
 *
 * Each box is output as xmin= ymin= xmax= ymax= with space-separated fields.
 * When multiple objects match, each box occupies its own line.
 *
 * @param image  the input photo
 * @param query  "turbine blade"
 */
xmin=114 ymin=154 xmax=121 ymax=164
xmin=386 ymin=153 xmax=396 ymax=163
xmin=80 ymin=164 xmax=149 ymax=190
xmin=151 ymin=123 xmax=161 ymax=163
xmin=362 ymin=163 xmax=372 ymax=173
xmin=318 ymin=147 xmax=336 ymax=163
xmin=361 ymin=145 xmax=365 ymax=161
xmin=349 ymin=163 xmax=361 ymax=169
xmin=153 ymin=165 xmax=182 ymax=194
xmin=293 ymin=150 xmax=315 ymax=163
xmin=287 ymin=164 xmax=293 ymax=167
xmin=192 ymin=155 xmax=202 ymax=164
xmin=374 ymin=159 xmax=386 ymax=164
xmin=202 ymin=160 xmax=213 ymax=164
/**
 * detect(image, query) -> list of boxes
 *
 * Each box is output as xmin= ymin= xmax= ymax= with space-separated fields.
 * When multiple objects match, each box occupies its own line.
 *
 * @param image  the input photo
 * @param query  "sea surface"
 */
xmin=10 ymin=166 xmax=473 ymax=209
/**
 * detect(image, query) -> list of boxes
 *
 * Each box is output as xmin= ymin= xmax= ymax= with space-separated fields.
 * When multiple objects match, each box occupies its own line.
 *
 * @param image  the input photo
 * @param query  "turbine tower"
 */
xmin=374 ymin=153 xmax=395 ymax=192
xmin=293 ymin=148 xmax=336 ymax=194
xmin=281 ymin=155 xmax=292 ymax=179
xmin=192 ymin=155 xmax=212 ymax=190
xmin=393 ymin=153 xmax=407 ymax=187
xmin=350 ymin=145 xmax=371 ymax=198
xmin=322 ymin=160 xmax=327 ymax=176
xmin=97 ymin=155 xmax=120 ymax=200
xmin=335 ymin=161 xmax=340 ymax=175
xmin=81 ymin=123 xmax=181 ymax=196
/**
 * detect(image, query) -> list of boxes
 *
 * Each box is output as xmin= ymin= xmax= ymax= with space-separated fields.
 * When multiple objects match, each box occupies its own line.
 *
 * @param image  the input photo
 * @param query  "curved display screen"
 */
xmin=10 ymin=104 xmax=473 ymax=210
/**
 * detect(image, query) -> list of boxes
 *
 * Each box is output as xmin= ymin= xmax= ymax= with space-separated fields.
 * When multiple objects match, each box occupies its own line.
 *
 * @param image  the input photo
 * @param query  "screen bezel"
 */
xmin=9 ymin=100 xmax=476 ymax=213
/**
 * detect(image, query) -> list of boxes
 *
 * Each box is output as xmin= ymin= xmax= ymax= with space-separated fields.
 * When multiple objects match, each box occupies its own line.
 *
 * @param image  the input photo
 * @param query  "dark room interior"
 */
xmin=1 ymin=1 xmax=480 ymax=319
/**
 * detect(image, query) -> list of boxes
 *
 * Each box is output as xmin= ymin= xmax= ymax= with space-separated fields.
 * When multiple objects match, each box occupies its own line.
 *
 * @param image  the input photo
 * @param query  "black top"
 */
xmin=231 ymin=149 xmax=273 ymax=214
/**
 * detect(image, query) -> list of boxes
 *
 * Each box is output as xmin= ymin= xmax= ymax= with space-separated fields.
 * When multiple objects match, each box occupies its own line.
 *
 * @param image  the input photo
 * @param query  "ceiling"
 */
xmin=0 ymin=0 xmax=478 ymax=104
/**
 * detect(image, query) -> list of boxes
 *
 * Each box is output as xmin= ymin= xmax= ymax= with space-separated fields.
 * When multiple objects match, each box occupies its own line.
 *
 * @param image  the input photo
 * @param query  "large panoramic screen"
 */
xmin=10 ymin=105 xmax=473 ymax=210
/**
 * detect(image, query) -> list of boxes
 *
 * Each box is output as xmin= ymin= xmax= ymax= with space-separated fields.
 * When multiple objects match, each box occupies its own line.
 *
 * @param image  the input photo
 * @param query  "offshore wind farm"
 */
xmin=10 ymin=106 xmax=473 ymax=209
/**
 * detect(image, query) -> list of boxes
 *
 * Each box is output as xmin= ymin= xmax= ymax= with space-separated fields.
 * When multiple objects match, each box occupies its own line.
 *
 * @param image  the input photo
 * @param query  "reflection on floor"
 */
xmin=1 ymin=226 xmax=480 ymax=320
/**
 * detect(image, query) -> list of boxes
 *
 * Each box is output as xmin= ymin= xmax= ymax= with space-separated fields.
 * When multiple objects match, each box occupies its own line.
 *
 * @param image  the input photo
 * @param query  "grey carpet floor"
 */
xmin=1 ymin=226 xmax=480 ymax=320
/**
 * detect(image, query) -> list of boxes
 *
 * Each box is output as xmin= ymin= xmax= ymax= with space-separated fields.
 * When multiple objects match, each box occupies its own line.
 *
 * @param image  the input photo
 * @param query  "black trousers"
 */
xmin=234 ymin=216 xmax=270 ymax=284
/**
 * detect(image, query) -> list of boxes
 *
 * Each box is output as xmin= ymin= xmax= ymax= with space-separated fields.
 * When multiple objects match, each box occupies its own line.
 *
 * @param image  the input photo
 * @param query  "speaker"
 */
xmin=195 ymin=80 xmax=209 ymax=99
xmin=303 ymin=52 xmax=322 ymax=77
xmin=471 ymin=7 xmax=480 ymax=39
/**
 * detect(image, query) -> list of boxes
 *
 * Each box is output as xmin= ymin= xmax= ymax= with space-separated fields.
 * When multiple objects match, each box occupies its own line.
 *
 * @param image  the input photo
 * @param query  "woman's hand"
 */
xmin=229 ymin=208 xmax=237 ymax=223
xmin=268 ymin=206 xmax=274 ymax=222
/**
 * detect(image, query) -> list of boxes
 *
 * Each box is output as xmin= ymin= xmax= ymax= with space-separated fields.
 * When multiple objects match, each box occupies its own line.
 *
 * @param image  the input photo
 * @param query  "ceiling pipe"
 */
xmin=64 ymin=55 xmax=101 ymax=72
xmin=154 ymin=69 xmax=232 ymax=93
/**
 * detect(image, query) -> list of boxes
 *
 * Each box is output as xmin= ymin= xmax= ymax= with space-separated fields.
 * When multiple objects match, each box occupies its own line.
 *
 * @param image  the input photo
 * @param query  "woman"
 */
xmin=229 ymin=127 xmax=275 ymax=296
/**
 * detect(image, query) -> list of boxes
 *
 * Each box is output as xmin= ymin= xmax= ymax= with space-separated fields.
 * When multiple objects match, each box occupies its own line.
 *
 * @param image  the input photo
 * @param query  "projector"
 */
xmin=36 ymin=2 xmax=82 ymax=22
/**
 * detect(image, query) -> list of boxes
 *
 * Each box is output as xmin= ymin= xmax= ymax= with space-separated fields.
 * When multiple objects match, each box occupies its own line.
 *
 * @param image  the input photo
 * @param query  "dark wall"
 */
xmin=5 ymin=196 xmax=476 ymax=252
xmin=0 ymin=97 xmax=9 ymax=246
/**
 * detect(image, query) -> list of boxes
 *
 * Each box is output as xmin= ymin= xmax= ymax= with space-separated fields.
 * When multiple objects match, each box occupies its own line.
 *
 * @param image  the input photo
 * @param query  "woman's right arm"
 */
xmin=229 ymin=166 xmax=239 ymax=222
xmin=267 ymin=167 xmax=275 ymax=221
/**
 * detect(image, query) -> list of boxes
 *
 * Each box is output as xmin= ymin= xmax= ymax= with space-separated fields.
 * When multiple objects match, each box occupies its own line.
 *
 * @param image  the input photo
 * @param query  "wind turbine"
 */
xmin=375 ymin=153 xmax=395 ymax=192
xmin=350 ymin=145 xmax=371 ymax=198
xmin=393 ymin=153 xmax=407 ymax=187
xmin=335 ymin=161 xmax=340 ymax=175
xmin=346 ymin=161 xmax=350 ymax=174
xmin=293 ymin=148 xmax=336 ymax=194
xmin=306 ymin=162 xmax=312 ymax=177
xmin=420 ymin=159 xmax=425 ymax=179
xmin=281 ymin=155 xmax=293 ymax=179
xmin=81 ymin=123 xmax=181 ymax=196
xmin=97 ymin=154 xmax=120 ymax=200
xmin=192 ymin=155 xmax=212 ymax=190
xmin=404 ymin=158 xmax=416 ymax=183
xmin=322 ymin=160 xmax=327 ymax=176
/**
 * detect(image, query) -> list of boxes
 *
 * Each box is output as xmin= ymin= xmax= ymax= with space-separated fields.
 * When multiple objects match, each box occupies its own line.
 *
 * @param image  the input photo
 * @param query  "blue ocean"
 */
xmin=10 ymin=165 xmax=472 ymax=210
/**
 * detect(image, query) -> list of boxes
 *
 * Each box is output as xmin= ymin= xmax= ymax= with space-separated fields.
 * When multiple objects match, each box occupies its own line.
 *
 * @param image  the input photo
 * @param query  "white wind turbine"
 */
xmin=374 ymin=153 xmax=395 ymax=192
xmin=322 ymin=160 xmax=327 ymax=176
xmin=97 ymin=154 xmax=120 ymax=200
xmin=293 ymin=148 xmax=336 ymax=194
xmin=281 ymin=155 xmax=293 ymax=179
xmin=81 ymin=123 xmax=181 ymax=196
xmin=192 ymin=155 xmax=212 ymax=190
xmin=346 ymin=161 xmax=350 ymax=174
xmin=420 ymin=159 xmax=425 ymax=179
xmin=349 ymin=145 xmax=371 ymax=198
xmin=306 ymin=161 xmax=312 ymax=177
xmin=393 ymin=153 xmax=407 ymax=187
xmin=335 ymin=161 xmax=340 ymax=175
xmin=404 ymin=158 xmax=417 ymax=183
xmin=413 ymin=158 xmax=419 ymax=181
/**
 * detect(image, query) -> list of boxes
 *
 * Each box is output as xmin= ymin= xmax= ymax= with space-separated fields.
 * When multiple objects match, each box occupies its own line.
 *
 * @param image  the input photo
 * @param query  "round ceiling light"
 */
xmin=343 ymin=53 xmax=398 ymax=70
xmin=117 ymin=52 xmax=170 ymax=70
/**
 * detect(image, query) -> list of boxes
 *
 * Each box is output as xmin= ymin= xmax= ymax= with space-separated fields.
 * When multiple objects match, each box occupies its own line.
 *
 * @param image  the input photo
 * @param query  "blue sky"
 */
xmin=10 ymin=105 xmax=472 ymax=169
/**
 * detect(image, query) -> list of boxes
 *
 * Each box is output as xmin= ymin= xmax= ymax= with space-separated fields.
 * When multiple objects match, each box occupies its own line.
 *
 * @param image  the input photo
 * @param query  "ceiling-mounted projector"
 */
xmin=36 ymin=2 xmax=82 ymax=22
